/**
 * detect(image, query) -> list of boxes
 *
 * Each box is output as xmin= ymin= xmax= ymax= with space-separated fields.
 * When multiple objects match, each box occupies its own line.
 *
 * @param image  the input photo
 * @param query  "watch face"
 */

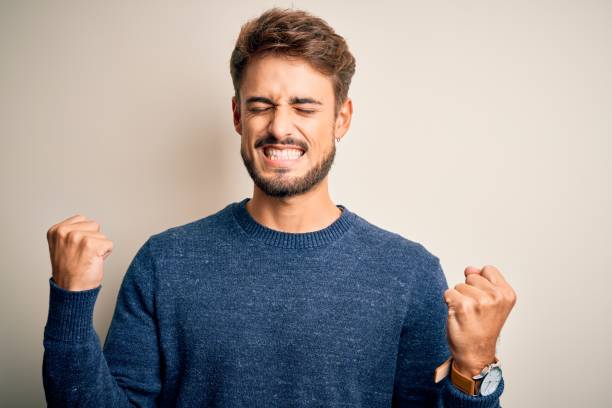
xmin=480 ymin=366 xmax=503 ymax=396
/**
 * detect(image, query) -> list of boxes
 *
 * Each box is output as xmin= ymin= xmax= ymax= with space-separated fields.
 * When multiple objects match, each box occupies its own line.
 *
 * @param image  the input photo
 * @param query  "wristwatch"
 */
xmin=434 ymin=356 xmax=502 ymax=396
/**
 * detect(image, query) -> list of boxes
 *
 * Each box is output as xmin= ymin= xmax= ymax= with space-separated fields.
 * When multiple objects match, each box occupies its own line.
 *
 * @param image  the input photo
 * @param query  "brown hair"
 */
xmin=230 ymin=7 xmax=356 ymax=117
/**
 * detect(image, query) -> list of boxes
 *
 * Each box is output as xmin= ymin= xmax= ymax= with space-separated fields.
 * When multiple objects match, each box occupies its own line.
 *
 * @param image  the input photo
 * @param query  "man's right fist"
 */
xmin=46 ymin=214 xmax=113 ymax=291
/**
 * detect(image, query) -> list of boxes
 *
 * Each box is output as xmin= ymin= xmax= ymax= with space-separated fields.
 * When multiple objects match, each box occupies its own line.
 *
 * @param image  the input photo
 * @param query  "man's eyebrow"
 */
xmin=245 ymin=96 xmax=274 ymax=105
xmin=289 ymin=97 xmax=322 ymax=105
xmin=244 ymin=96 xmax=323 ymax=105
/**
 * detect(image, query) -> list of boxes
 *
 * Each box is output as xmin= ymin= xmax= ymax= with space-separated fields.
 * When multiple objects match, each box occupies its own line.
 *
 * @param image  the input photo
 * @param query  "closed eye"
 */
xmin=248 ymin=107 xmax=316 ymax=114
xmin=248 ymin=107 xmax=271 ymax=113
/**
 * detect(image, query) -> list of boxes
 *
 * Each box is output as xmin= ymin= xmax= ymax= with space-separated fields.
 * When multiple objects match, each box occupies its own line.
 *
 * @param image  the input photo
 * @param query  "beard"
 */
xmin=240 ymin=136 xmax=336 ymax=198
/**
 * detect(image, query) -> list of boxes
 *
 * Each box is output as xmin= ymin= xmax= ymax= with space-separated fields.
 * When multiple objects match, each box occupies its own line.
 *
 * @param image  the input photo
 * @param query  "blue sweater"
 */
xmin=43 ymin=197 xmax=504 ymax=407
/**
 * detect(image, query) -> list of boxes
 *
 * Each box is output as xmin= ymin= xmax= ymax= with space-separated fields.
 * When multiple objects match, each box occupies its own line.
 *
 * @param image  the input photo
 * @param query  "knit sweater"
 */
xmin=43 ymin=197 xmax=504 ymax=407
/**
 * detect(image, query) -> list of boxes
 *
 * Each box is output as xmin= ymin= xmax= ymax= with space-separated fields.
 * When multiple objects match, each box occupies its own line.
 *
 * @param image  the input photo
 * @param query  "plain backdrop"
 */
xmin=1 ymin=0 xmax=610 ymax=406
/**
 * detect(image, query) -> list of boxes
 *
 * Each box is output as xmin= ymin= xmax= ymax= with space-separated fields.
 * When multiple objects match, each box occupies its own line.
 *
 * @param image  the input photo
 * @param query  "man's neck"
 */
xmin=245 ymin=181 xmax=342 ymax=234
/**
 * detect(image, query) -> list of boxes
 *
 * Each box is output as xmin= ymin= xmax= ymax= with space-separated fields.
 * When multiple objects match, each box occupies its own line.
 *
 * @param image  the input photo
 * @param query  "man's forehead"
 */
xmin=240 ymin=55 xmax=334 ymax=100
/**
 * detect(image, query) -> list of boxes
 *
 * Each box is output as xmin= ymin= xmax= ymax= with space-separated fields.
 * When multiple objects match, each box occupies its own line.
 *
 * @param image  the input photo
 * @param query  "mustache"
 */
xmin=254 ymin=135 xmax=308 ymax=151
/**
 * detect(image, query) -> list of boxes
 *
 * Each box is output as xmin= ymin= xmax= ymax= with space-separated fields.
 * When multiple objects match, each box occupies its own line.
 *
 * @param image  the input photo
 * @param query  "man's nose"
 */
xmin=267 ymin=106 xmax=295 ymax=139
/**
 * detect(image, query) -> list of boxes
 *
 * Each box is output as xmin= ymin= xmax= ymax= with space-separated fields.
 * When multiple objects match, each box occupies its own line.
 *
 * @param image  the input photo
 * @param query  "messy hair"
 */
xmin=230 ymin=7 xmax=356 ymax=117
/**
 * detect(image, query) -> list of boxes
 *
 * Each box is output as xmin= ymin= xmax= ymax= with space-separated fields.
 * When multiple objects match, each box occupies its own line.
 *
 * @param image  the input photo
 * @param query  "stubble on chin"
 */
xmin=239 ymin=140 xmax=336 ymax=198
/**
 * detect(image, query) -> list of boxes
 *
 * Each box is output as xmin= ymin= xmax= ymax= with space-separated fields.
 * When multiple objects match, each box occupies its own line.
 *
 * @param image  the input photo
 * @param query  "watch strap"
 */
xmin=434 ymin=357 xmax=452 ymax=384
xmin=450 ymin=359 xmax=480 ymax=396
xmin=434 ymin=356 xmax=500 ymax=396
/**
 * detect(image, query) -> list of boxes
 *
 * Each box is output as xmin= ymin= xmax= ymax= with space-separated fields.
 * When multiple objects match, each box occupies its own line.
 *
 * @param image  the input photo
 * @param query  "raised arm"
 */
xmin=43 ymin=214 xmax=161 ymax=407
xmin=392 ymin=255 xmax=506 ymax=407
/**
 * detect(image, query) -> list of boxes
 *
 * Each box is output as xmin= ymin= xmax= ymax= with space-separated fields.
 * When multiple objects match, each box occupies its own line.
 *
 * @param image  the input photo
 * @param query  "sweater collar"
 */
xmin=231 ymin=197 xmax=355 ymax=249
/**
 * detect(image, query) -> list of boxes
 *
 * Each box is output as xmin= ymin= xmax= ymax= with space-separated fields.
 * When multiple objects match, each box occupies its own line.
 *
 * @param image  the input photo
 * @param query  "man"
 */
xmin=43 ymin=7 xmax=516 ymax=407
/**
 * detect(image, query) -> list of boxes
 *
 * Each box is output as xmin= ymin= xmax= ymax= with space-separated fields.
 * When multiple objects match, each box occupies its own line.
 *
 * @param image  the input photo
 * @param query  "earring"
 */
xmin=335 ymin=137 xmax=341 ymax=143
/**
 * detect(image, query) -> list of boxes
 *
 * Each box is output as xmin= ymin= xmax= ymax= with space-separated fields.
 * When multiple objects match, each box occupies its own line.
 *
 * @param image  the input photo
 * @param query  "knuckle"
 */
xmin=507 ymin=288 xmax=518 ymax=306
xmin=490 ymin=288 xmax=504 ymax=303
xmin=56 ymin=225 xmax=68 ymax=238
xmin=467 ymin=297 xmax=478 ymax=309
xmin=456 ymin=300 xmax=472 ymax=313
xmin=477 ymin=296 xmax=491 ymax=309
xmin=472 ymin=297 xmax=485 ymax=310
xmin=443 ymin=289 xmax=452 ymax=301
xmin=67 ymin=230 xmax=82 ymax=242
xmin=482 ymin=264 xmax=496 ymax=273
xmin=465 ymin=274 xmax=479 ymax=285
xmin=453 ymin=300 xmax=465 ymax=312
xmin=82 ymin=236 xmax=95 ymax=249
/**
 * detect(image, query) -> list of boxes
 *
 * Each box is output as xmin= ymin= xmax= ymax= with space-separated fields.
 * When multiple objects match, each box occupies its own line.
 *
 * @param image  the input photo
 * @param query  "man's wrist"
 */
xmin=450 ymin=360 xmax=481 ymax=395
xmin=453 ymin=362 xmax=486 ymax=378
xmin=453 ymin=355 xmax=497 ymax=377
xmin=449 ymin=356 xmax=500 ymax=396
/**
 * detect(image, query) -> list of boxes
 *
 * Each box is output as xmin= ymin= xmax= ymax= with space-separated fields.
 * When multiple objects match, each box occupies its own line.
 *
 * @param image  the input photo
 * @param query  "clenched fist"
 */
xmin=46 ymin=214 xmax=113 ymax=291
xmin=443 ymin=265 xmax=517 ymax=377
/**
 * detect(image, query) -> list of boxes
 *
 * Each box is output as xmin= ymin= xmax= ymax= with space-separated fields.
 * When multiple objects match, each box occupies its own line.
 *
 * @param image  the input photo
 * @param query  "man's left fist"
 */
xmin=443 ymin=264 xmax=517 ymax=377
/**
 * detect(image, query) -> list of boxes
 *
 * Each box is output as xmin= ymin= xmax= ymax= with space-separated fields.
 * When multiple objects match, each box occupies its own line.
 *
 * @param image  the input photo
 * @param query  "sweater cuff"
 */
xmin=44 ymin=277 xmax=101 ymax=342
xmin=441 ymin=374 xmax=505 ymax=408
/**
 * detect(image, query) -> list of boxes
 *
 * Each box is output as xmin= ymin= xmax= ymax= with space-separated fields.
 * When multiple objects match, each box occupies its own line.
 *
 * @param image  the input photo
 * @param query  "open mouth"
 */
xmin=263 ymin=147 xmax=305 ymax=161
xmin=258 ymin=145 xmax=306 ymax=167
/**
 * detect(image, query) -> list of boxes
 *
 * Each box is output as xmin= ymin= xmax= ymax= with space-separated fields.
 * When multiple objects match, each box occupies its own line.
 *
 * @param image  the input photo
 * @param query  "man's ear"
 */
xmin=334 ymin=97 xmax=353 ymax=140
xmin=232 ymin=96 xmax=242 ymax=135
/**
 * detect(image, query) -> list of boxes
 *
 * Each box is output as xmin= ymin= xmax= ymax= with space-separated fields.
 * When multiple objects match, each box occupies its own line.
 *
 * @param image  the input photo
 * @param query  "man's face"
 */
xmin=232 ymin=54 xmax=347 ymax=198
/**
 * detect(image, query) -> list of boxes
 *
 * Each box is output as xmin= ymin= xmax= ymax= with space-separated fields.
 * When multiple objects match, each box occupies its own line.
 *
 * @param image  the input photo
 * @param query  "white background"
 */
xmin=1 ymin=0 xmax=610 ymax=406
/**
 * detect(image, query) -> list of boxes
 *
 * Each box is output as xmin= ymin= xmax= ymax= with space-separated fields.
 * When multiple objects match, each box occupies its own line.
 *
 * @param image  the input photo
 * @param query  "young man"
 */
xmin=43 ymin=7 xmax=516 ymax=407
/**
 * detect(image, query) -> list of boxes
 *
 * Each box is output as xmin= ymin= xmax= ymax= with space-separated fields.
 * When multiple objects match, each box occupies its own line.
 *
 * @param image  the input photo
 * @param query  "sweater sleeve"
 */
xmin=392 ymin=255 xmax=505 ymax=407
xmin=42 ymin=238 xmax=161 ymax=407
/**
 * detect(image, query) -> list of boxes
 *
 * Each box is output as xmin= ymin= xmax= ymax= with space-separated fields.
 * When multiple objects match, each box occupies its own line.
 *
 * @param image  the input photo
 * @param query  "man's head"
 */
xmin=230 ymin=8 xmax=356 ymax=198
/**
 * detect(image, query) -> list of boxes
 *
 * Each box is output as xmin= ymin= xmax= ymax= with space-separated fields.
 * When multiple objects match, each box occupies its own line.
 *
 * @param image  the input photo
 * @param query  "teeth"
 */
xmin=264 ymin=148 xmax=304 ymax=160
